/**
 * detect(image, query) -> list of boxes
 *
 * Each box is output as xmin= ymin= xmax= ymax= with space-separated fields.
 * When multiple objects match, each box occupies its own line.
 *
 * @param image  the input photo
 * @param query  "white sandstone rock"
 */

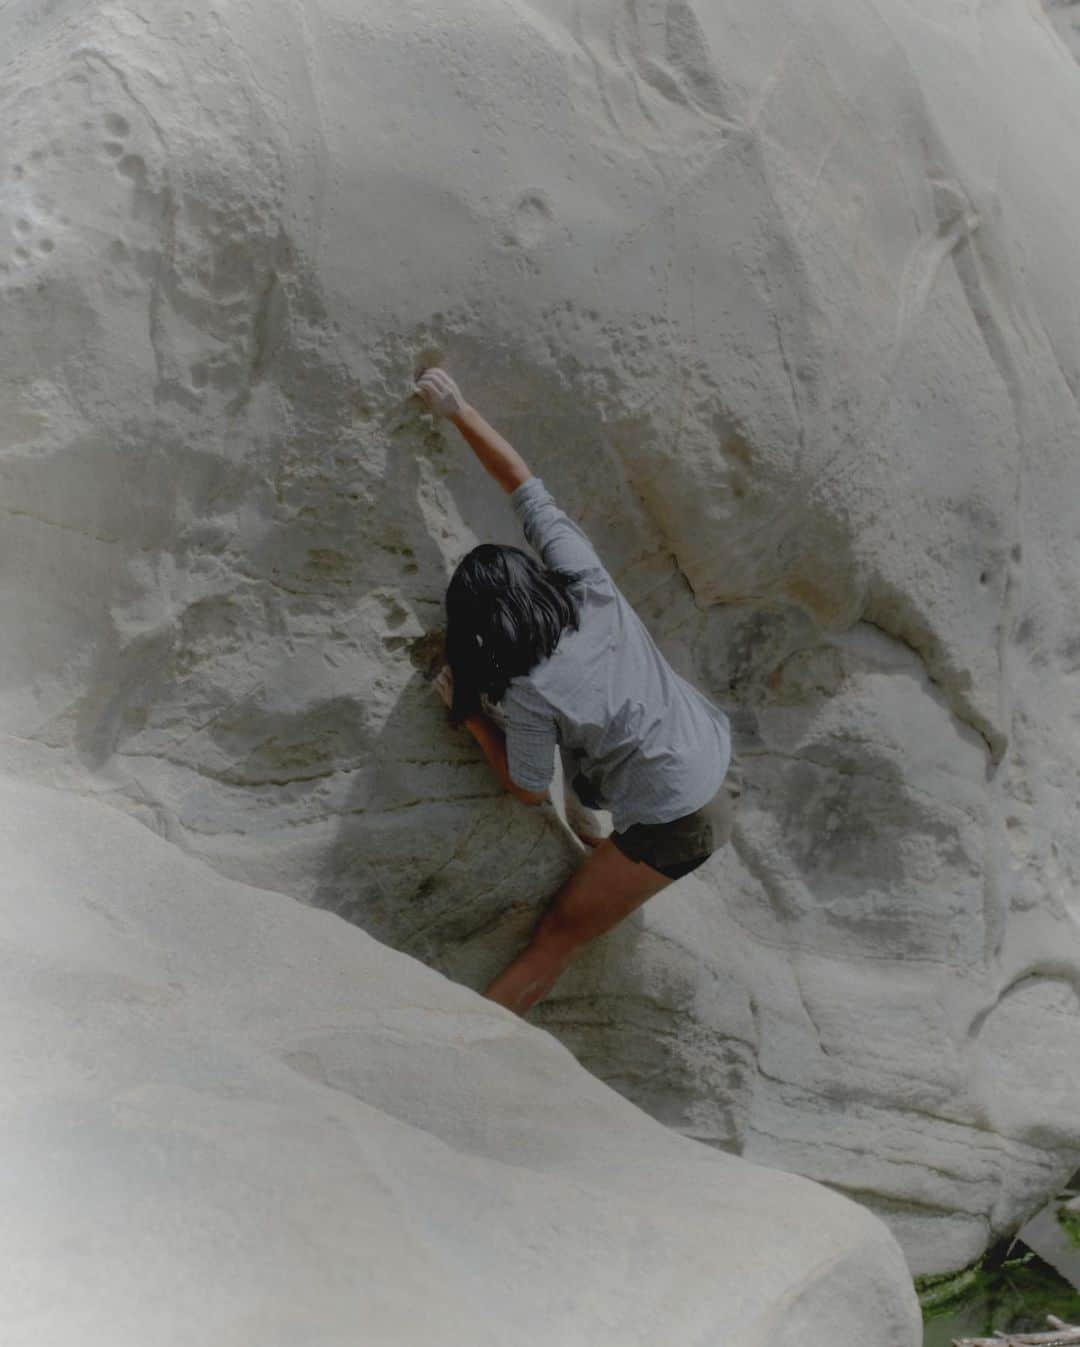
xmin=1043 ymin=0 xmax=1080 ymax=62
xmin=0 ymin=776 xmax=920 ymax=1347
xmin=1 ymin=0 xmax=1079 ymax=1277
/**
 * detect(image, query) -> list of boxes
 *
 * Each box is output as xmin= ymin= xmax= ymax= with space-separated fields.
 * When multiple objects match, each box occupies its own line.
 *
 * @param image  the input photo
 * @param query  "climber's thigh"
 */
xmin=537 ymin=838 xmax=674 ymax=950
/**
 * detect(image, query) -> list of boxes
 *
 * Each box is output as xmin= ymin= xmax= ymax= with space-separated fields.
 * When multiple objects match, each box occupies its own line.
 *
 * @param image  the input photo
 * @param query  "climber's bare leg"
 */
xmin=483 ymin=838 xmax=673 ymax=1016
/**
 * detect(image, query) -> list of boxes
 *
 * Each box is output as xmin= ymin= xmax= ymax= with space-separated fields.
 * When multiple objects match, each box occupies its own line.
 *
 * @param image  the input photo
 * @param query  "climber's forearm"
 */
xmin=463 ymin=712 xmax=547 ymax=805
xmin=450 ymin=405 xmax=532 ymax=495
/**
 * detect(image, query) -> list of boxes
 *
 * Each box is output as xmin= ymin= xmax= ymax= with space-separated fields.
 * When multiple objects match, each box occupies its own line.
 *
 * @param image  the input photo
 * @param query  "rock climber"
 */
xmin=412 ymin=366 xmax=737 ymax=1016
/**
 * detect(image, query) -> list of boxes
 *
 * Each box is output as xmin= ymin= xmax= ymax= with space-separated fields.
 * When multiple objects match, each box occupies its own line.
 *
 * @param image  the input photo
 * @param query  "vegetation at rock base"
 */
xmin=917 ymin=1241 xmax=1080 ymax=1342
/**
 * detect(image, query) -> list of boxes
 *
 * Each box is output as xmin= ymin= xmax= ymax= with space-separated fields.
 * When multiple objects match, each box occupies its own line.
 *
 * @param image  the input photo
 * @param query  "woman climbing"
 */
xmin=413 ymin=366 xmax=736 ymax=1017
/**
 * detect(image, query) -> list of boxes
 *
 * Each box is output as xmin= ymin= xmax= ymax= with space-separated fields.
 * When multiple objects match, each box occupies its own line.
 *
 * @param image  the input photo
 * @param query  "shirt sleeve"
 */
xmin=500 ymin=681 xmax=558 ymax=792
xmin=509 ymin=476 xmax=608 ymax=578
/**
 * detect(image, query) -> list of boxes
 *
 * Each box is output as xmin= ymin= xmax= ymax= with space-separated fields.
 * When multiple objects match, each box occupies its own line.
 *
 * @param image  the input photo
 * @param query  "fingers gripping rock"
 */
xmin=414 ymin=367 xmax=466 ymax=419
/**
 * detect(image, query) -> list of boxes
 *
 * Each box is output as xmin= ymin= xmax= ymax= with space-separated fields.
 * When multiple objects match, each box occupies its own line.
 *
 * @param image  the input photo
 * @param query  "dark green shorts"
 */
xmin=611 ymin=767 xmax=740 ymax=881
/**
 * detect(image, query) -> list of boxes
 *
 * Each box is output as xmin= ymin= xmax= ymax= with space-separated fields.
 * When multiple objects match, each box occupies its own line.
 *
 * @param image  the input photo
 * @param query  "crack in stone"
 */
xmin=859 ymin=617 xmax=1000 ymax=763
xmin=813 ymin=1181 xmax=994 ymax=1226
xmin=0 ymin=504 xmax=136 ymax=548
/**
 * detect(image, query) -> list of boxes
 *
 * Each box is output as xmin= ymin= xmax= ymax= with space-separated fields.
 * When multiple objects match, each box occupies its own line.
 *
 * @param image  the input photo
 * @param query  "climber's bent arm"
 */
xmin=450 ymin=405 xmax=532 ymax=495
xmin=464 ymin=712 xmax=548 ymax=805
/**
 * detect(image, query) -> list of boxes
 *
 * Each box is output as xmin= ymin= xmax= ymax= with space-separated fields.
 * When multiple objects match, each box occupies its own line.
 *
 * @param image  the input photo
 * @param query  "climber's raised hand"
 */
xmin=412 ymin=368 xmax=531 ymax=495
xmin=414 ymin=367 xmax=468 ymax=420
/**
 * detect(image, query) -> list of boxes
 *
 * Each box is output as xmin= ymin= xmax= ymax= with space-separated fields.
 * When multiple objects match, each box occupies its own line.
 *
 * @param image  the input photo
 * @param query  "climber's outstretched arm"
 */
xmin=450 ymin=404 xmax=531 ymax=494
xmin=413 ymin=367 xmax=531 ymax=494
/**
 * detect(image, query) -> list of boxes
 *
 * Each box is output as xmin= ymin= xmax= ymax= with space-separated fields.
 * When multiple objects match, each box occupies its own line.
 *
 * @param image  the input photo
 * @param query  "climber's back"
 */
xmin=499 ymin=477 xmax=731 ymax=834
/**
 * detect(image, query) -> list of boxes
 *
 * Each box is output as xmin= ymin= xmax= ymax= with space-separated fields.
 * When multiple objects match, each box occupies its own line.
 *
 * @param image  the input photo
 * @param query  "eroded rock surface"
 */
xmin=2 ymin=0 xmax=1079 ymax=1275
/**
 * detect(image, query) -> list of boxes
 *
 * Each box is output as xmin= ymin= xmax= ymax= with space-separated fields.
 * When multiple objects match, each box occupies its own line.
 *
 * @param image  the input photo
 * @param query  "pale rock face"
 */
xmin=2 ymin=0 xmax=1079 ymax=1278
xmin=0 ymin=776 xmax=921 ymax=1346
xmin=1044 ymin=0 xmax=1080 ymax=61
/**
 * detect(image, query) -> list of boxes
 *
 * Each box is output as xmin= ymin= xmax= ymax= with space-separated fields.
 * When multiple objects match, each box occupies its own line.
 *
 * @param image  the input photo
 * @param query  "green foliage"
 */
xmin=916 ymin=1264 xmax=982 ymax=1318
xmin=917 ymin=1242 xmax=1080 ymax=1344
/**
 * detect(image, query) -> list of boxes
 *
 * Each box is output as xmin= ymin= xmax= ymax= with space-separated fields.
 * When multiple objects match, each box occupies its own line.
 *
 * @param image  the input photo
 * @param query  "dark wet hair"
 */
xmin=444 ymin=543 xmax=584 ymax=727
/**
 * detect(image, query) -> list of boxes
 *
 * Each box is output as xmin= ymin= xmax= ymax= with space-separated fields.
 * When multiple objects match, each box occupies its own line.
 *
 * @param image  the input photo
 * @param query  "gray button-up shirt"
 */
xmin=499 ymin=476 xmax=731 ymax=832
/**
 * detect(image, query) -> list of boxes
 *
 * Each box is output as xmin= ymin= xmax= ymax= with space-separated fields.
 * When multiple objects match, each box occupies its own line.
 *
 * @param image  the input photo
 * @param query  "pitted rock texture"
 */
xmin=2 ymin=0 xmax=1080 ymax=1276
